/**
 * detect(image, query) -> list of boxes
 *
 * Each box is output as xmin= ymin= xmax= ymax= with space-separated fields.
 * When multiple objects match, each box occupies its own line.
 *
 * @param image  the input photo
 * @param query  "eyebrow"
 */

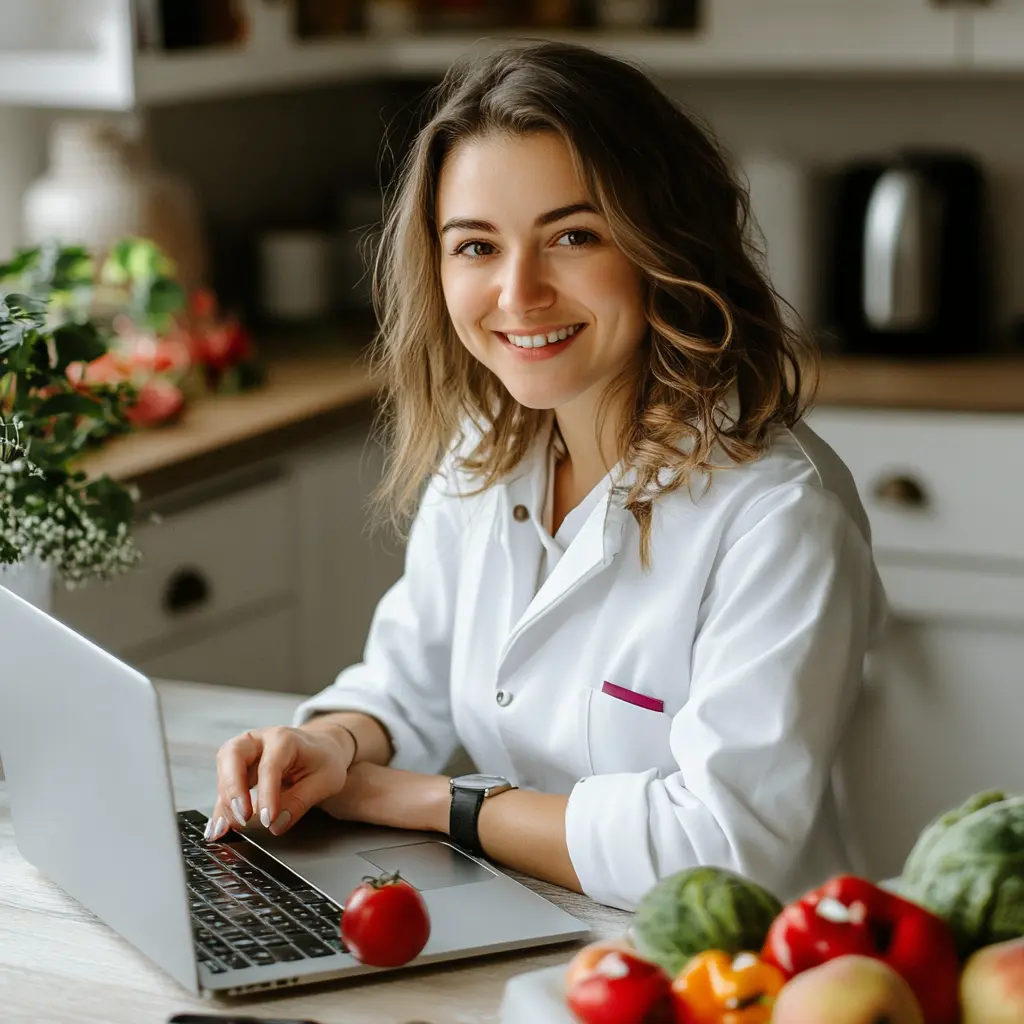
xmin=439 ymin=201 xmax=599 ymax=236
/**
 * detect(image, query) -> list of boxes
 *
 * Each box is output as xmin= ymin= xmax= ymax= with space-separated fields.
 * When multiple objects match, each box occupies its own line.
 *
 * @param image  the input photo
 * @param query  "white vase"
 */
xmin=0 ymin=559 xmax=54 ymax=783
xmin=0 ymin=557 xmax=54 ymax=613
xmin=21 ymin=117 xmax=208 ymax=292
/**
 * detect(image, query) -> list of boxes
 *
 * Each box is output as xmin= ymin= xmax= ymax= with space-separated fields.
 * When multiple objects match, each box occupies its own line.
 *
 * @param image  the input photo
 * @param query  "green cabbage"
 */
xmin=630 ymin=866 xmax=783 ymax=977
xmin=899 ymin=790 xmax=1024 ymax=958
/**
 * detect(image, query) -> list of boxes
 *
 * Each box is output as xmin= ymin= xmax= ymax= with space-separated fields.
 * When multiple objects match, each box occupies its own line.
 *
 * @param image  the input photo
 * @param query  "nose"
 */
xmin=496 ymin=248 xmax=555 ymax=320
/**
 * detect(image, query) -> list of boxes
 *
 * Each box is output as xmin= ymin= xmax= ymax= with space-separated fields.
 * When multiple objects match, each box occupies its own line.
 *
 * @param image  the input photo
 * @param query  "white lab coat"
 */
xmin=293 ymin=415 xmax=887 ymax=910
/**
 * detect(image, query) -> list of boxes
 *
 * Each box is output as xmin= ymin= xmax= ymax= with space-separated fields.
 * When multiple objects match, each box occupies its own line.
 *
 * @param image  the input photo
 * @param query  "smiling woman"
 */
xmin=207 ymin=41 xmax=887 ymax=915
xmin=437 ymin=132 xmax=648 ymax=459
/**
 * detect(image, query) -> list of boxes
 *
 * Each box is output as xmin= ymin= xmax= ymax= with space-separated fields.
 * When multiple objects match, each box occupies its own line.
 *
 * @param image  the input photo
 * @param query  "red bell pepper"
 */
xmin=761 ymin=875 xmax=960 ymax=1024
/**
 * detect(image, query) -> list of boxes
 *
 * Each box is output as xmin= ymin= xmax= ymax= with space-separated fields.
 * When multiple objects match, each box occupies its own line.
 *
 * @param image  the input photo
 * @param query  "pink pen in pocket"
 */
xmin=601 ymin=681 xmax=664 ymax=713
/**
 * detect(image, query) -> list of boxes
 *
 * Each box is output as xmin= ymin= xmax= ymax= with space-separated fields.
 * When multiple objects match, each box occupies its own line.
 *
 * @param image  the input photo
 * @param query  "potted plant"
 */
xmin=0 ymin=238 xmax=188 ymax=608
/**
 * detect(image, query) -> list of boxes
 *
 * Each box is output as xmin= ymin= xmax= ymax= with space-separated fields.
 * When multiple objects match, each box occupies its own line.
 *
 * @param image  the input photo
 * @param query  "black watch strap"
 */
xmin=449 ymin=785 xmax=486 ymax=857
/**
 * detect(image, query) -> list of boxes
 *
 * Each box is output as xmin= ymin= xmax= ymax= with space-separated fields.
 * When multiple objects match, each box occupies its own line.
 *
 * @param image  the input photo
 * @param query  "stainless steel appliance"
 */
xmin=823 ymin=151 xmax=992 ymax=357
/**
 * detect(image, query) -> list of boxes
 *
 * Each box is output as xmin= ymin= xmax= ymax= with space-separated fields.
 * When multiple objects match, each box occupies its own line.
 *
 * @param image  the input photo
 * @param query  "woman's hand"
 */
xmin=206 ymin=724 xmax=356 ymax=841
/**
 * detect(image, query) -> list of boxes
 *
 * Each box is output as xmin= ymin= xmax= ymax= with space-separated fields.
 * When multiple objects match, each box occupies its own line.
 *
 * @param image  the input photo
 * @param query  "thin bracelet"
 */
xmin=338 ymin=724 xmax=359 ymax=763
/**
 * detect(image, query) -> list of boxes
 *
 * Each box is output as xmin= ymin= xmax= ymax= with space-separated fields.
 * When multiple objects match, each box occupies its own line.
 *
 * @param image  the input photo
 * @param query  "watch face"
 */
xmin=454 ymin=773 xmax=509 ymax=792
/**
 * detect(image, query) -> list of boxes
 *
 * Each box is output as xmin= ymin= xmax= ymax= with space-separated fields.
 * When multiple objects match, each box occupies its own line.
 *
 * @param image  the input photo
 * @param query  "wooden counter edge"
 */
xmin=77 ymin=349 xmax=1024 ymax=501
xmin=79 ymin=347 xmax=383 ymax=501
xmin=812 ymin=355 xmax=1024 ymax=414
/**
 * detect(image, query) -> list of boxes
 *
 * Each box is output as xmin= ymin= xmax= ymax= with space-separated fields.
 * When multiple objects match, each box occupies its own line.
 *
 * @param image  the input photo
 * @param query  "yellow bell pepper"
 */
xmin=671 ymin=950 xmax=786 ymax=1024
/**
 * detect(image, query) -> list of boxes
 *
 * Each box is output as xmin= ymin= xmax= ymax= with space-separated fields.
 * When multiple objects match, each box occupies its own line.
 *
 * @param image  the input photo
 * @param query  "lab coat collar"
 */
xmin=495 ymin=386 xmax=742 ymax=648
xmin=497 ymin=416 xmax=630 ymax=662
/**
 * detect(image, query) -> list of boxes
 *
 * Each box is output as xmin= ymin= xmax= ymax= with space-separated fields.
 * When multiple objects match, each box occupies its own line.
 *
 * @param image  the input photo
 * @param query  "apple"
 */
xmin=961 ymin=936 xmax=1024 ymax=1024
xmin=565 ymin=938 xmax=638 ymax=991
xmin=771 ymin=954 xmax=923 ymax=1024
xmin=566 ymin=947 xmax=676 ymax=1024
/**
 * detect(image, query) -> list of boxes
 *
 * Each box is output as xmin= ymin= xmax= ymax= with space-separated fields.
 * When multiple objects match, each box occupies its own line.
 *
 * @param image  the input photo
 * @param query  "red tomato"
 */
xmin=340 ymin=873 xmax=431 ymax=968
xmin=566 ymin=948 xmax=676 ymax=1024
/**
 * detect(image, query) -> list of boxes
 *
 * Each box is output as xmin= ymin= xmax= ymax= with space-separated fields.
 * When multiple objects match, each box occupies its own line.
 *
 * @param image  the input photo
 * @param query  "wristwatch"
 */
xmin=448 ymin=773 xmax=516 ymax=857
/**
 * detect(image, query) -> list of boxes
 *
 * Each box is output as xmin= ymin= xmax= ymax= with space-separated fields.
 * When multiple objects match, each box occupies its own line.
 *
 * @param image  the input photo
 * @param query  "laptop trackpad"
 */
xmin=358 ymin=842 xmax=496 ymax=890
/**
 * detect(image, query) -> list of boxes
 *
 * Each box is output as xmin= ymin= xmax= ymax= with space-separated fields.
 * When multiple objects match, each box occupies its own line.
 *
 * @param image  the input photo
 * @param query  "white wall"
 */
xmin=0 ymin=106 xmax=50 ymax=261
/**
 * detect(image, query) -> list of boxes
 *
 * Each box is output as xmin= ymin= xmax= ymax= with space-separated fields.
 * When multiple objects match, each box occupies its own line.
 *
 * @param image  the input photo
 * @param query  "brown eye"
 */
xmin=557 ymin=229 xmax=598 ymax=249
xmin=455 ymin=240 xmax=496 ymax=258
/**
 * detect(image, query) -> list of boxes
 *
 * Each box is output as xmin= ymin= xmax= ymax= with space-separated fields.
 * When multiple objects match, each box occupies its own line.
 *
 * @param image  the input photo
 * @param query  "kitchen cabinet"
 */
xmin=133 ymin=606 xmax=297 ymax=692
xmin=0 ymin=0 xmax=134 ymax=110
xmin=967 ymin=0 xmax=1024 ymax=68
xmin=689 ymin=0 xmax=961 ymax=72
xmin=808 ymin=407 xmax=1024 ymax=882
xmin=837 ymin=618 xmax=1024 ymax=882
xmin=0 ymin=0 xmax=990 ymax=112
xmin=51 ymin=419 xmax=406 ymax=696
xmin=7 ymin=0 xmax=1024 ymax=111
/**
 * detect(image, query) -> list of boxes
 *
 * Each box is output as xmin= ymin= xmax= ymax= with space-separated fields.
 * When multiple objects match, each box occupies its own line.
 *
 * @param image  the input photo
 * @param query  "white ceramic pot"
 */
xmin=0 ymin=557 xmax=53 ymax=613
xmin=22 ymin=117 xmax=207 ymax=291
xmin=0 ymin=558 xmax=53 ymax=781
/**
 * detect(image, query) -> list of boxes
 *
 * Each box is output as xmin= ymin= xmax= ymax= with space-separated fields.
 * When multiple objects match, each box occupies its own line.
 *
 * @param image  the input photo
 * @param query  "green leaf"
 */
xmin=128 ymin=238 xmax=173 ymax=281
xmin=146 ymin=277 xmax=186 ymax=317
xmin=52 ymin=322 xmax=108 ymax=372
xmin=51 ymin=247 xmax=94 ymax=291
xmin=35 ymin=391 xmax=104 ymax=419
xmin=84 ymin=474 xmax=135 ymax=526
xmin=1 ymin=292 xmax=48 ymax=324
xmin=0 ymin=247 xmax=41 ymax=281
xmin=0 ymin=320 xmax=31 ymax=355
xmin=101 ymin=239 xmax=135 ymax=285
xmin=102 ymin=237 xmax=174 ymax=287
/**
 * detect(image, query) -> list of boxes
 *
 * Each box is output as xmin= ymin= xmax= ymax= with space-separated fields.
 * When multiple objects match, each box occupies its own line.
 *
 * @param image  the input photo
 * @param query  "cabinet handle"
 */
xmin=163 ymin=567 xmax=211 ymax=614
xmin=872 ymin=474 xmax=929 ymax=510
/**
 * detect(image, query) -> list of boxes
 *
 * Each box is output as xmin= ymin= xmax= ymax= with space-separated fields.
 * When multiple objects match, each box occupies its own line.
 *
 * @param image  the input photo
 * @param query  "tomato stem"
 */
xmin=361 ymin=870 xmax=405 ymax=889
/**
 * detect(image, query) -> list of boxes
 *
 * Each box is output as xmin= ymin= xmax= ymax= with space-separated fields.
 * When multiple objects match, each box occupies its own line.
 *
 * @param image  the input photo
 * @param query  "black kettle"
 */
xmin=823 ymin=151 xmax=992 ymax=357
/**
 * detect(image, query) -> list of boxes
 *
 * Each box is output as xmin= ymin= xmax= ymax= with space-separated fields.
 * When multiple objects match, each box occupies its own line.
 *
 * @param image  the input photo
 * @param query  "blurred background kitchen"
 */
xmin=2 ymin=2 xmax=1023 ymax=855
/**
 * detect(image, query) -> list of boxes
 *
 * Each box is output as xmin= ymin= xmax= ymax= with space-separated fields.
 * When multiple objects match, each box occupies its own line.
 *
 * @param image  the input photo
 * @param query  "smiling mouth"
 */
xmin=496 ymin=323 xmax=586 ymax=349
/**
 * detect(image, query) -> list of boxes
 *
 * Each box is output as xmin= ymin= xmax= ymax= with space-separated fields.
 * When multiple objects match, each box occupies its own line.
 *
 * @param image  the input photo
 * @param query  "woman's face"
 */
xmin=436 ymin=131 xmax=647 ymax=413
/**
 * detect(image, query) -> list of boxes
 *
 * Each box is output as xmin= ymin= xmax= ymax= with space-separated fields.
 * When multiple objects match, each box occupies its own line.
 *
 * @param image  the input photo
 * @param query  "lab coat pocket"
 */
xmin=585 ymin=686 xmax=675 ymax=777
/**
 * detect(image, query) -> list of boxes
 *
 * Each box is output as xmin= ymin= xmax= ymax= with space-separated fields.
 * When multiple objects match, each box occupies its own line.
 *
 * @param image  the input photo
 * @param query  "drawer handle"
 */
xmin=163 ymin=568 xmax=211 ymax=615
xmin=872 ymin=474 xmax=929 ymax=510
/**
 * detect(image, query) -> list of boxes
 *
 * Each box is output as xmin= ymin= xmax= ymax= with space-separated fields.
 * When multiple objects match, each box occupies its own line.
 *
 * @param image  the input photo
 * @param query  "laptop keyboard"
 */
xmin=177 ymin=810 xmax=347 ymax=974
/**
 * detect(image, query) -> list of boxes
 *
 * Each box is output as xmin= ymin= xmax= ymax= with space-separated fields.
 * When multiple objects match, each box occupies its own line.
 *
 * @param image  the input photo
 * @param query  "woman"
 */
xmin=207 ymin=41 xmax=886 ymax=910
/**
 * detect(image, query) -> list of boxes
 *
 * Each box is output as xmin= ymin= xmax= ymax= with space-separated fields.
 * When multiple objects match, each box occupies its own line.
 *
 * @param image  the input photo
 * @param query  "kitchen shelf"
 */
xmin=3 ymin=0 xmax=1002 ymax=112
xmin=135 ymin=36 xmax=383 ymax=105
xmin=0 ymin=0 xmax=135 ymax=110
xmin=133 ymin=32 xmax=702 ymax=105
xmin=0 ymin=50 xmax=132 ymax=109
xmin=134 ymin=24 xmax=965 ymax=107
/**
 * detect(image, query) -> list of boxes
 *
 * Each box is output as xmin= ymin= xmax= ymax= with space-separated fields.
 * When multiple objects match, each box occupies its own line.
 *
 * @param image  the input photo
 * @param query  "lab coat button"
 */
xmin=512 ymin=504 xmax=529 ymax=522
xmin=496 ymin=690 xmax=513 ymax=706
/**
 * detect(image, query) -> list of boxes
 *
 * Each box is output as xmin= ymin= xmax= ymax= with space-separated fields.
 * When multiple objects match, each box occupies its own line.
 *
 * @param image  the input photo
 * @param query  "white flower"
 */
xmin=0 ymin=452 xmax=141 ymax=586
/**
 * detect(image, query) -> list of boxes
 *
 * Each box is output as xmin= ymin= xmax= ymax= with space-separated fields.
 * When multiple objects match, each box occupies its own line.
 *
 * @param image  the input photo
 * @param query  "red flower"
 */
xmin=126 ymin=377 xmax=185 ymax=427
xmin=188 ymin=320 xmax=253 ymax=374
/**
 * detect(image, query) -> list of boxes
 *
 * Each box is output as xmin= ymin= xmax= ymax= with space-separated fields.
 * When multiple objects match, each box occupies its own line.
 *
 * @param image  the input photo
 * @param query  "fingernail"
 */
xmin=260 ymin=807 xmax=271 ymax=829
xmin=208 ymin=816 xmax=227 ymax=841
xmin=203 ymin=817 xmax=212 ymax=840
xmin=270 ymin=810 xmax=291 ymax=834
xmin=231 ymin=797 xmax=248 ymax=828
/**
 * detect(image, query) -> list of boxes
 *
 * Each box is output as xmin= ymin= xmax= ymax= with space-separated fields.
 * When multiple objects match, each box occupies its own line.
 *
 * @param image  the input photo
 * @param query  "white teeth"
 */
xmin=505 ymin=324 xmax=581 ymax=349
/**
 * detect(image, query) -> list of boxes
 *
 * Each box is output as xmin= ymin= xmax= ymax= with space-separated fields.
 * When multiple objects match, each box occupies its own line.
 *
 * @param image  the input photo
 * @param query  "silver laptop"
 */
xmin=0 ymin=583 xmax=588 ymax=998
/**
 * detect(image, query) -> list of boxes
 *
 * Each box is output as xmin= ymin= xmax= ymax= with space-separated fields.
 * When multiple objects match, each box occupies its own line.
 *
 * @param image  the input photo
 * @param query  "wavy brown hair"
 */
xmin=370 ymin=40 xmax=819 ymax=567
